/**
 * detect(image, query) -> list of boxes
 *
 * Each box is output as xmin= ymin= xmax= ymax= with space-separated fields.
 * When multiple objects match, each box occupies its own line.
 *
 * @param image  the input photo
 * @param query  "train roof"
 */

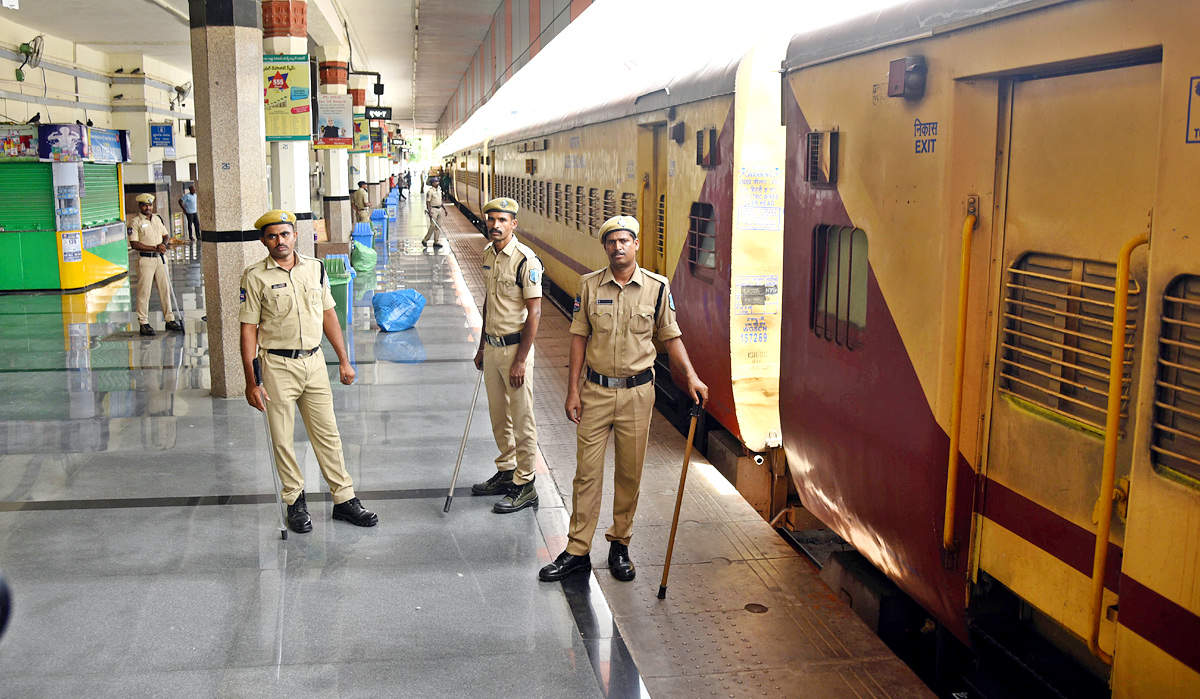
xmin=783 ymin=0 xmax=1070 ymax=73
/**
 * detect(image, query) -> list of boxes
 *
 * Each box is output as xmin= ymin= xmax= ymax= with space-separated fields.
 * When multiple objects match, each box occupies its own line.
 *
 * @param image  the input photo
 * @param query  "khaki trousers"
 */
xmin=136 ymin=254 xmax=175 ymax=324
xmin=483 ymin=343 xmax=537 ymax=485
xmin=354 ymin=208 xmax=371 ymax=223
xmin=422 ymin=208 xmax=444 ymax=244
xmin=261 ymin=349 xmax=356 ymax=505
xmin=566 ymin=379 xmax=655 ymax=555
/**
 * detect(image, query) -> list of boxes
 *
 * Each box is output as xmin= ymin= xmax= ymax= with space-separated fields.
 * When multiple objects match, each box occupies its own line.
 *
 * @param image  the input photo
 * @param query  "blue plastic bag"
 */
xmin=372 ymin=289 xmax=426 ymax=332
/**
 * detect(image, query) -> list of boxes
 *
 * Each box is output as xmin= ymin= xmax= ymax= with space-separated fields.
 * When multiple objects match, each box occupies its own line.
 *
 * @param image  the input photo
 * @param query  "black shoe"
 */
xmin=332 ymin=497 xmax=378 ymax=527
xmin=471 ymin=470 xmax=514 ymax=496
xmin=608 ymin=541 xmax=635 ymax=581
xmin=164 ymin=320 xmax=184 ymax=332
xmin=287 ymin=492 xmax=312 ymax=533
xmin=139 ymin=324 xmax=156 ymax=336
xmin=538 ymin=551 xmax=591 ymax=582
xmin=493 ymin=477 xmax=538 ymax=514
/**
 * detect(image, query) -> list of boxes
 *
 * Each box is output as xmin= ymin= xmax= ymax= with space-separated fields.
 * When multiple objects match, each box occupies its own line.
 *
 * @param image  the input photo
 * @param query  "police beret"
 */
xmin=253 ymin=209 xmax=297 ymax=231
xmin=135 ymin=193 xmax=155 ymax=204
xmin=482 ymin=197 xmax=519 ymax=216
xmin=598 ymin=215 xmax=640 ymax=243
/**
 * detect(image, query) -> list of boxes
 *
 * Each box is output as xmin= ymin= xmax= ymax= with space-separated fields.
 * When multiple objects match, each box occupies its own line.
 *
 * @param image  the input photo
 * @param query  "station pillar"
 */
xmin=317 ymin=45 xmax=351 ymax=243
xmin=188 ymin=0 xmax=267 ymax=399
xmin=349 ymin=74 xmax=369 ymax=207
xmin=263 ymin=0 xmax=314 ymax=258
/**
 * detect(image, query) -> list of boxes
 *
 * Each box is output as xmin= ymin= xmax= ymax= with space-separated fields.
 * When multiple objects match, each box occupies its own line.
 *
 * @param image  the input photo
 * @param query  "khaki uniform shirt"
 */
xmin=128 ymin=212 xmax=169 ymax=247
xmin=426 ymin=188 xmax=442 ymax=211
xmin=569 ymin=265 xmax=681 ymax=377
xmin=483 ymin=235 xmax=543 ymax=337
xmin=351 ymin=187 xmax=370 ymax=213
xmin=238 ymin=254 xmax=335 ymax=351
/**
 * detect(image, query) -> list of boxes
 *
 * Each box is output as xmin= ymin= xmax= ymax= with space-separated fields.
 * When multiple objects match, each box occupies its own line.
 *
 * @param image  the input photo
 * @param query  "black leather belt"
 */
xmin=484 ymin=332 xmax=522 ymax=348
xmin=267 ymin=347 xmax=320 ymax=359
xmin=587 ymin=367 xmax=653 ymax=389
xmin=138 ymin=252 xmax=158 ymax=257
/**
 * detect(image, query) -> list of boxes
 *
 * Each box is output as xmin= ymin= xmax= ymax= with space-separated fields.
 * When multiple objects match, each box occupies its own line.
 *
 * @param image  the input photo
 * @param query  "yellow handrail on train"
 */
xmin=1088 ymin=231 xmax=1149 ymax=665
xmin=943 ymin=213 xmax=977 ymax=554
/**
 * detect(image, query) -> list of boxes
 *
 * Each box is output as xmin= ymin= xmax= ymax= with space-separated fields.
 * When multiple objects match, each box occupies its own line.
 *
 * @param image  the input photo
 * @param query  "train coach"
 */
xmin=442 ymin=0 xmax=1199 ymax=695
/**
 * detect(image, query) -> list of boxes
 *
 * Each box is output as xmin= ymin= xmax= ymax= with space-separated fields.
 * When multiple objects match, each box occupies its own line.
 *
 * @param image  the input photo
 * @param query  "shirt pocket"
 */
xmin=497 ymin=274 xmax=521 ymax=299
xmin=590 ymin=304 xmax=615 ymax=334
xmin=630 ymin=304 xmax=656 ymax=335
xmin=267 ymin=291 xmax=294 ymax=318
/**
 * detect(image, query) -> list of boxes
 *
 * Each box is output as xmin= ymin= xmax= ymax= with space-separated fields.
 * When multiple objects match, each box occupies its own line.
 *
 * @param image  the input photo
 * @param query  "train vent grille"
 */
xmin=999 ymin=254 xmax=1141 ymax=434
xmin=1153 ymin=275 xmax=1200 ymax=487
xmin=656 ymin=195 xmax=667 ymax=257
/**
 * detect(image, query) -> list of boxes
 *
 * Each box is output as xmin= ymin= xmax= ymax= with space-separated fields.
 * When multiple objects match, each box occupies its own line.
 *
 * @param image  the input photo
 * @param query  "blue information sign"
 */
xmin=150 ymin=124 xmax=174 ymax=148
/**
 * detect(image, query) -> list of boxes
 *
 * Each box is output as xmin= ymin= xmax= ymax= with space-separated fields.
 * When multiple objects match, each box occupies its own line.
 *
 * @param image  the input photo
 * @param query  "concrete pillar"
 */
xmin=189 ymin=0 xmax=267 ymax=399
xmin=349 ymin=74 xmax=369 ymax=206
xmin=263 ymin=0 xmax=314 ymax=258
xmin=367 ymin=154 xmax=382 ymax=208
xmin=317 ymin=45 xmax=351 ymax=243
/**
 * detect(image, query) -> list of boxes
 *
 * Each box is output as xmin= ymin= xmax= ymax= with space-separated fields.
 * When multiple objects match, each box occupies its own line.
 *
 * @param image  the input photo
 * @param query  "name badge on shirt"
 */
xmin=597 ymin=299 xmax=613 ymax=305
xmin=271 ymin=283 xmax=288 ymax=289
xmin=482 ymin=265 xmax=491 ymax=270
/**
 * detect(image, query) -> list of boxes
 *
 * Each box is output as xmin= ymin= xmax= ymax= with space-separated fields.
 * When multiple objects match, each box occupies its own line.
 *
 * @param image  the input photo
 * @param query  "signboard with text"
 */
xmin=149 ymin=123 xmax=174 ymax=148
xmin=351 ymin=117 xmax=370 ymax=153
xmin=315 ymin=93 xmax=353 ymax=149
xmin=263 ymin=54 xmax=312 ymax=141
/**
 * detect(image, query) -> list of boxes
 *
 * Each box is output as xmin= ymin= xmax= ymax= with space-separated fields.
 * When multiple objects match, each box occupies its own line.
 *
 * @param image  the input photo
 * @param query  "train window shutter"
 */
xmin=686 ymin=202 xmax=717 ymax=282
xmin=998 ymin=253 xmax=1142 ymax=434
xmin=1152 ymin=274 xmax=1200 ymax=488
xmin=810 ymin=224 xmax=867 ymax=349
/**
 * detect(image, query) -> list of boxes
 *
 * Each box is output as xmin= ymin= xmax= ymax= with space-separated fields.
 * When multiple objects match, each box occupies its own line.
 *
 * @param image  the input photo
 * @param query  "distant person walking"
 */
xmin=178 ymin=185 xmax=199 ymax=241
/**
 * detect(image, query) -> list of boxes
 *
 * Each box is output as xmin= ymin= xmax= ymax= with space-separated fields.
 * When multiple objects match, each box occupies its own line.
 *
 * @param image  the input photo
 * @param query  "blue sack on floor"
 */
xmin=372 ymin=289 xmax=426 ymax=332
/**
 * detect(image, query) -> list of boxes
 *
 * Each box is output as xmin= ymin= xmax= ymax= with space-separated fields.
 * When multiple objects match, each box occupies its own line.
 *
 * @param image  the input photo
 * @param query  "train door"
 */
xmin=978 ymin=62 xmax=1160 ymax=659
xmin=636 ymin=123 xmax=669 ymax=273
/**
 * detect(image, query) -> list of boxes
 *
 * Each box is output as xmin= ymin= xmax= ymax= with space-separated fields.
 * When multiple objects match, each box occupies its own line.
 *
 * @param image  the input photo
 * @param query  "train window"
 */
xmin=805 ymin=130 xmax=839 ymax=187
xmin=686 ymin=203 xmax=717 ymax=282
xmin=1152 ymin=275 xmax=1200 ymax=488
xmin=564 ymin=185 xmax=574 ymax=227
xmin=999 ymin=253 xmax=1141 ymax=434
xmin=810 ymin=224 xmax=867 ymax=349
xmin=554 ymin=183 xmax=562 ymax=223
xmin=657 ymin=195 xmax=667 ymax=258
xmin=576 ymin=186 xmax=587 ymax=232
xmin=604 ymin=190 xmax=616 ymax=220
xmin=620 ymin=192 xmax=637 ymax=217
xmin=589 ymin=188 xmax=601 ymax=230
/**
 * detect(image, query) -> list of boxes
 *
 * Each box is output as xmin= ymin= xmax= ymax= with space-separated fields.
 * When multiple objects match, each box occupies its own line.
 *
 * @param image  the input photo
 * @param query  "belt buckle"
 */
xmin=610 ymin=376 xmax=627 ymax=389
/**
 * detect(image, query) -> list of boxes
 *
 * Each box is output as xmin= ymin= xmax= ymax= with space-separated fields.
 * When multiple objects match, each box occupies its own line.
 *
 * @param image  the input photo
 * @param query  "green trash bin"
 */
xmin=324 ymin=255 xmax=354 ymax=326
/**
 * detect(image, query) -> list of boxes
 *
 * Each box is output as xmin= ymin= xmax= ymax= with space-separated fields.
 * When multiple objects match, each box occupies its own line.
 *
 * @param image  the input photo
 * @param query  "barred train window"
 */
xmin=1153 ymin=275 xmax=1200 ymax=487
xmin=564 ymin=185 xmax=573 ymax=226
xmin=811 ymin=224 xmax=867 ymax=349
xmin=686 ymin=202 xmax=716 ymax=282
xmin=575 ymin=186 xmax=586 ymax=232
xmin=554 ymin=183 xmax=562 ymax=223
xmin=603 ymin=190 xmax=616 ymax=219
xmin=620 ymin=192 xmax=637 ymax=217
xmin=999 ymin=253 xmax=1141 ymax=434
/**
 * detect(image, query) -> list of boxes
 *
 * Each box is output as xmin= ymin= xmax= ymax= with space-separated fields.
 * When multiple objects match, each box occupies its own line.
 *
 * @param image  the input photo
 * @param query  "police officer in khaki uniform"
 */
xmin=240 ymin=209 xmax=378 ymax=533
xmin=352 ymin=180 xmax=371 ymax=223
xmin=540 ymin=215 xmax=708 ymax=583
xmin=128 ymin=193 xmax=183 ymax=337
xmin=422 ymin=181 xmax=445 ymax=247
xmin=470 ymin=198 xmax=544 ymax=513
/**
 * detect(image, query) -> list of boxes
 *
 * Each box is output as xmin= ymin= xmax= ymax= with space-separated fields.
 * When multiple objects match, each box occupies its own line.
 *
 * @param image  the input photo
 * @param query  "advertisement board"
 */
xmin=263 ymin=54 xmax=312 ymax=141
xmin=39 ymin=124 xmax=88 ymax=162
xmin=88 ymin=127 xmax=125 ymax=163
xmin=314 ymin=93 xmax=353 ymax=149
xmin=0 ymin=125 xmax=38 ymax=161
xmin=351 ymin=117 xmax=370 ymax=153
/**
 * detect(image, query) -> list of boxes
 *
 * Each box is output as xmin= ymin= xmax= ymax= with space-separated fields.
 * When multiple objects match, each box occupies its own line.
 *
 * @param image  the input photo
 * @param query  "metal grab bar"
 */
xmin=943 ymin=213 xmax=977 ymax=555
xmin=1087 ymin=231 xmax=1149 ymax=665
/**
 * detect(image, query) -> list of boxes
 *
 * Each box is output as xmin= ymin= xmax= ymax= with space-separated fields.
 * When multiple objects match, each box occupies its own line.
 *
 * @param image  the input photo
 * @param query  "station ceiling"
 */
xmin=3 ymin=0 xmax=501 ymax=132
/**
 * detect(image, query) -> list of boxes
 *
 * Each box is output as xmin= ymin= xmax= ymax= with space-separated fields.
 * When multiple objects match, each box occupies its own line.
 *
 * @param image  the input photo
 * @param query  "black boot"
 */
xmin=493 ymin=477 xmax=538 ymax=514
xmin=332 ymin=497 xmax=378 ymax=527
xmin=164 ymin=320 xmax=184 ymax=332
xmin=608 ymin=541 xmax=635 ymax=581
xmin=139 ymin=324 xmax=156 ymax=336
xmin=538 ymin=551 xmax=591 ymax=582
xmin=287 ymin=492 xmax=312 ymax=533
xmin=471 ymin=470 xmax=514 ymax=496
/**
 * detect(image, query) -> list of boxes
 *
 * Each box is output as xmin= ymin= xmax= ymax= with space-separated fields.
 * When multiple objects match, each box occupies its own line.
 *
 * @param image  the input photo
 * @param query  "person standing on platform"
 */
xmin=177 ymin=185 xmax=199 ymax=241
xmin=422 ymin=180 xmax=445 ymax=247
xmin=539 ymin=215 xmax=708 ymax=583
xmin=352 ymin=180 xmax=371 ymax=223
xmin=128 ymin=193 xmax=183 ymax=337
xmin=471 ymin=198 xmax=544 ymax=513
xmin=239 ymin=209 xmax=378 ymax=534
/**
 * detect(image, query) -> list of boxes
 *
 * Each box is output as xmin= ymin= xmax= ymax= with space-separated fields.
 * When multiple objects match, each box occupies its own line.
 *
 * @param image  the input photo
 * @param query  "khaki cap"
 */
xmin=135 ymin=193 xmax=155 ymax=204
xmin=598 ymin=215 xmax=639 ymax=243
xmin=253 ymin=209 xmax=297 ymax=231
xmin=483 ymin=197 xmax=519 ymax=216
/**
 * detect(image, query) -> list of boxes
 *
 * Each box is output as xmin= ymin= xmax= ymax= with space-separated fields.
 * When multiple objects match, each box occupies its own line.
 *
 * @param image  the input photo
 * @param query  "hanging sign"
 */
xmin=314 ymin=94 xmax=353 ymax=149
xmin=263 ymin=54 xmax=312 ymax=141
xmin=370 ymin=125 xmax=384 ymax=155
xmin=364 ymin=106 xmax=392 ymax=120
xmin=351 ymin=117 xmax=370 ymax=153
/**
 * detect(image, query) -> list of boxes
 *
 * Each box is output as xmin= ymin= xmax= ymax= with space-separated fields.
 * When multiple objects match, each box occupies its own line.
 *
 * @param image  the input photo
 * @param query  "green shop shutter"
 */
xmin=80 ymin=163 xmax=121 ymax=228
xmin=0 ymin=163 xmax=55 ymax=232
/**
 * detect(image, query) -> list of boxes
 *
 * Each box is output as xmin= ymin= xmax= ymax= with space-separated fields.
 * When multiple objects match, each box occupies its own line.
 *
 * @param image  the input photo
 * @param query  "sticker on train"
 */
xmin=1188 ymin=77 xmax=1200 ymax=143
xmin=669 ymin=160 xmax=676 ymax=177
xmin=736 ymin=166 xmax=783 ymax=231
xmin=740 ymin=315 xmax=769 ymax=344
xmin=732 ymin=275 xmax=780 ymax=315
xmin=914 ymin=119 xmax=938 ymax=154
